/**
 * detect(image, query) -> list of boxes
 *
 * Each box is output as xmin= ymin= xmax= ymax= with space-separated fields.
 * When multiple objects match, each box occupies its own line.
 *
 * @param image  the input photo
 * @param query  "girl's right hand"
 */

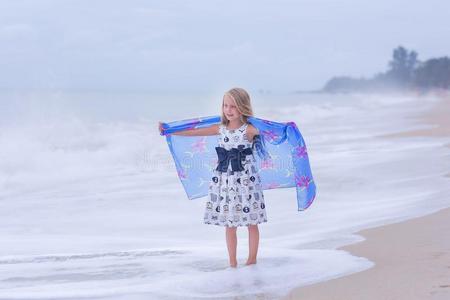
xmin=158 ymin=122 xmax=164 ymax=135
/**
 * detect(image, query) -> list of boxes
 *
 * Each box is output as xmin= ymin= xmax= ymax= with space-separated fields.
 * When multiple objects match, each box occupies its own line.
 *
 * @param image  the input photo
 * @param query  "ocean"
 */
xmin=0 ymin=90 xmax=449 ymax=299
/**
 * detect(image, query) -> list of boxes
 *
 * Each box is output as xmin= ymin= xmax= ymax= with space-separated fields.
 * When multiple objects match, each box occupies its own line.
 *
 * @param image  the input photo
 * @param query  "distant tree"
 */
xmin=386 ymin=46 xmax=418 ymax=86
xmin=322 ymin=76 xmax=368 ymax=93
xmin=414 ymin=57 xmax=450 ymax=89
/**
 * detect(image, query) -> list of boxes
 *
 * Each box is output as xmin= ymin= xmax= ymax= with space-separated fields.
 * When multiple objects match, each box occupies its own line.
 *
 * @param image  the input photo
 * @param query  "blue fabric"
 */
xmin=160 ymin=115 xmax=317 ymax=211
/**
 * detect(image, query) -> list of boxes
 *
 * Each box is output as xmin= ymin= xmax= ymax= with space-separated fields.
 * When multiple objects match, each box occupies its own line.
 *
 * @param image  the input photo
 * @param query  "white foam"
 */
xmin=0 ymin=91 xmax=449 ymax=299
xmin=0 ymin=247 xmax=373 ymax=299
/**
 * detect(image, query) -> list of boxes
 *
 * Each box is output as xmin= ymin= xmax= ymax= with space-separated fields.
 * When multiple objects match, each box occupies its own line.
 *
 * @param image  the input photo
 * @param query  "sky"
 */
xmin=0 ymin=0 xmax=449 ymax=93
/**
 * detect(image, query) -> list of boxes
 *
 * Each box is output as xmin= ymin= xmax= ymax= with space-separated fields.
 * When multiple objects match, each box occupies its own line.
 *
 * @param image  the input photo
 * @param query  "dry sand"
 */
xmin=283 ymin=92 xmax=450 ymax=300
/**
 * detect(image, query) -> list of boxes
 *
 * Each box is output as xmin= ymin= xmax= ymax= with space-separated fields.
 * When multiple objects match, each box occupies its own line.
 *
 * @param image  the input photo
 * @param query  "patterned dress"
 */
xmin=204 ymin=122 xmax=268 ymax=227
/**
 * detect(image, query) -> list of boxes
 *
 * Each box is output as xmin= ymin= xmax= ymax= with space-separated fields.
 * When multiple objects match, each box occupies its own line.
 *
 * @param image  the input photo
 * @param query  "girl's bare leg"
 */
xmin=225 ymin=226 xmax=238 ymax=267
xmin=246 ymin=224 xmax=259 ymax=265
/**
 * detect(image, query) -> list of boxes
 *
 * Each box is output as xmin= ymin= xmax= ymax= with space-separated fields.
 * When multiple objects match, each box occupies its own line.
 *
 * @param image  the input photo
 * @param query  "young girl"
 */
xmin=159 ymin=87 xmax=267 ymax=268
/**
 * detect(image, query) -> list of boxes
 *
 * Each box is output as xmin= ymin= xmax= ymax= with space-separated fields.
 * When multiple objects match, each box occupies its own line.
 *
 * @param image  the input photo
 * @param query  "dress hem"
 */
xmin=203 ymin=219 xmax=268 ymax=228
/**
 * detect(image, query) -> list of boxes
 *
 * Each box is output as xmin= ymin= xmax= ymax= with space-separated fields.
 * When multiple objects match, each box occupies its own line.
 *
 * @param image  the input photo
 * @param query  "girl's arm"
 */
xmin=246 ymin=124 xmax=259 ymax=142
xmin=159 ymin=122 xmax=220 ymax=136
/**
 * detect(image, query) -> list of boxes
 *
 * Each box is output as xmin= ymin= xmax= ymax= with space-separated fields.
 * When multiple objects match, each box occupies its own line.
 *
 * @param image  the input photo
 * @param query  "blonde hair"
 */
xmin=221 ymin=87 xmax=254 ymax=125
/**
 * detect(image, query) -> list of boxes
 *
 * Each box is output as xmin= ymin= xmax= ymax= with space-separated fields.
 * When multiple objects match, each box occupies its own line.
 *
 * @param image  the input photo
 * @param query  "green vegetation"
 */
xmin=323 ymin=46 xmax=450 ymax=93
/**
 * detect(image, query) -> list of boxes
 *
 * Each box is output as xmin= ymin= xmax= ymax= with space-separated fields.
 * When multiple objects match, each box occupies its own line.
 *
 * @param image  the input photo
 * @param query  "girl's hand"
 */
xmin=158 ymin=122 xmax=165 ymax=135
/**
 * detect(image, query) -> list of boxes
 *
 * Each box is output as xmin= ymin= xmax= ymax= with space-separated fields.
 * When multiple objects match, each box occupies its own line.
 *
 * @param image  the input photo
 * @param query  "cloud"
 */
xmin=0 ymin=0 xmax=449 ymax=92
xmin=0 ymin=23 xmax=35 ymax=38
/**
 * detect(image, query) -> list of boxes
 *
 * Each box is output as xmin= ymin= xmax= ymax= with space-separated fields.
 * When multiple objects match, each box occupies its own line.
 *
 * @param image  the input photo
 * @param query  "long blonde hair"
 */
xmin=221 ymin=87 xmax=254 ymax=125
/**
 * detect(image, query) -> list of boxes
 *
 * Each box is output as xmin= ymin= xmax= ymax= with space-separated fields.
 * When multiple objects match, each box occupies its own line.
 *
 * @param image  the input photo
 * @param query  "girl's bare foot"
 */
xmin=245 ymin=259 xmax=257 ymax=265
xmin=230 ymin=260 xmax=238 ymax=268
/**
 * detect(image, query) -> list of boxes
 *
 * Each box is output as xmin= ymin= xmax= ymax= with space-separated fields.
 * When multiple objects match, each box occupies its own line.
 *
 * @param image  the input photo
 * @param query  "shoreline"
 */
xmin=282 ymin=93 xmax=450 ymax=300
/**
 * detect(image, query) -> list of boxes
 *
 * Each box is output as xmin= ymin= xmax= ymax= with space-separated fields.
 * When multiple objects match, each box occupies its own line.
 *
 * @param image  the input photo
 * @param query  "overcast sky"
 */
xmin=0 ymin=0 xmax=449 ymax=93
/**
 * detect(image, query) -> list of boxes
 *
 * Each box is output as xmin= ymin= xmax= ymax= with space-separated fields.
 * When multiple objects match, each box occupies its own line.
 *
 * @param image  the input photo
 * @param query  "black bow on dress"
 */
xmin=215 ymin=145 xmax=253 ymax=172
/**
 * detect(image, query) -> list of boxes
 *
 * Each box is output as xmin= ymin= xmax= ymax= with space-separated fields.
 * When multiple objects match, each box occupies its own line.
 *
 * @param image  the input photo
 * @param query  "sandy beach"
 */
xmin=283 ymin=92 xmax=450 ymax=300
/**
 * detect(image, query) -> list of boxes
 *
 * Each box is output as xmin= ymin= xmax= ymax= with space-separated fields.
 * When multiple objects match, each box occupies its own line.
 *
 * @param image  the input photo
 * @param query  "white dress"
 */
xmin=204 ymin=123 xmax=268 ymax=227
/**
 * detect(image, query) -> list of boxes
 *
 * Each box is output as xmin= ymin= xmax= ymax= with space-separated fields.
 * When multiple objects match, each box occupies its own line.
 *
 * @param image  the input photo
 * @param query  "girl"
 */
xmin=159 ymin=87 xmax=267 ymax=268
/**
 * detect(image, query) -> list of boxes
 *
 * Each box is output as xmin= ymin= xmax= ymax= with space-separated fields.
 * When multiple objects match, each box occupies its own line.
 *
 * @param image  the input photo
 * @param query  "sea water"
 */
xmin=0 ymin=90 xmax=449 ymax=299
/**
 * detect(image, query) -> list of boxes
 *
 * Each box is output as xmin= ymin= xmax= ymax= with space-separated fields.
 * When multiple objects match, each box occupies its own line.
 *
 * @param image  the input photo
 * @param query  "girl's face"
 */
xmin=223 ymin=94 xmax=242 ymax=122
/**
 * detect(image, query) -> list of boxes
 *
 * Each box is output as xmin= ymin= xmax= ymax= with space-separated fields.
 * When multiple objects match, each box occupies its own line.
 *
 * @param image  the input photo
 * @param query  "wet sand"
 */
xmin=283 ymin=91 xmax=450 ymax=300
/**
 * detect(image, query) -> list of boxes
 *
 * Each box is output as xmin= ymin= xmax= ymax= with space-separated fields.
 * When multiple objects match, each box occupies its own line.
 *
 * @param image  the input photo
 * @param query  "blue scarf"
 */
xmin=160 ymin=116 xmax=316 ymax=211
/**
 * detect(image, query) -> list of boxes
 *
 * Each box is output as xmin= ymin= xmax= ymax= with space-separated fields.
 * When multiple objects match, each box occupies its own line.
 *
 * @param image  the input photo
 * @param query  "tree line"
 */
xmin=322 ymin=46 xmax=450 ymax=93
